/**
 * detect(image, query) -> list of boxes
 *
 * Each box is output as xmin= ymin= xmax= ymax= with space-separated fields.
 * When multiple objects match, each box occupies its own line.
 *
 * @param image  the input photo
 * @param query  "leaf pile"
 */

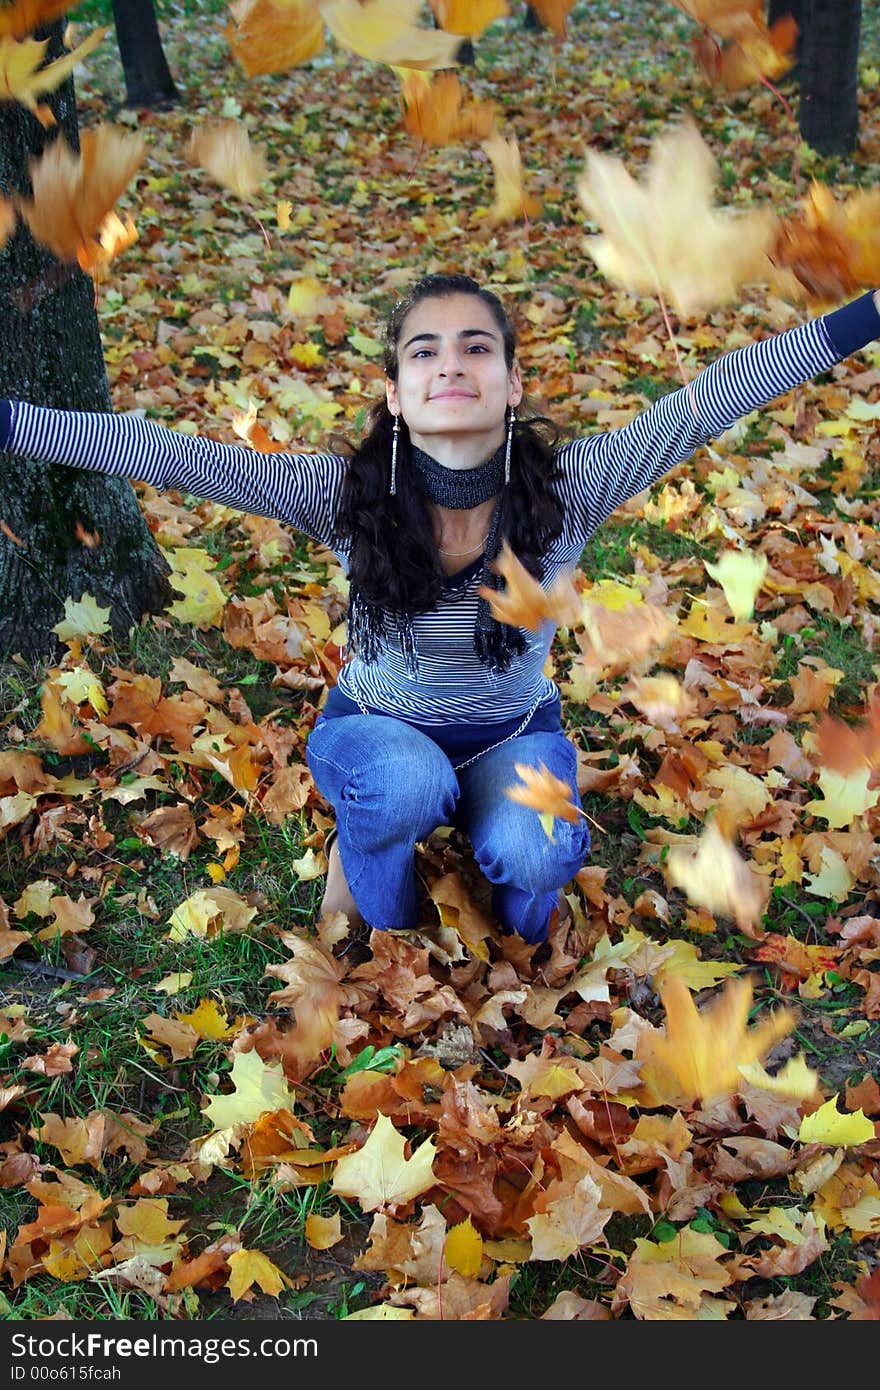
xmin=0 ymin=0 xmax=879 ymax=1321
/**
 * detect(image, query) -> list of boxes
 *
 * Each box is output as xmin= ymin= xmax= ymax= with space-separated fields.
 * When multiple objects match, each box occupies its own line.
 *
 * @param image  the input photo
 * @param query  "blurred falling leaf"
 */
xmin=478 ymin=540 xmax=580 ymax=631
xmin=664 ymin=819 xmax=768 ymax=936
xmin=636 ymin=975 xmax=799 ymax=1106
xmin=704 ymin=549 xmax=768 ymax=620
xmin=18 ymin=125 xmax=144 ymax=267
xmin=398 ymin=69 xmax=496 ymax=146
xmin=578 ymin=118 xmax=776 ymax=316
xmin=0 ymin=26 xmax=106 ymax=111
xmin=505 ymin=760 xmax=584 ymax=824
xmin=769 ymin=182 xmax=880 ymax=303
xmin=482 ymin=128 xmax=542 ymax=225
xmin=226 ymin=0 xmax=324 ymax=77
xmin=188 ymin=119 xmax=269 ymax=199
xmin=321 ymin=0 xmax=461 ymax=70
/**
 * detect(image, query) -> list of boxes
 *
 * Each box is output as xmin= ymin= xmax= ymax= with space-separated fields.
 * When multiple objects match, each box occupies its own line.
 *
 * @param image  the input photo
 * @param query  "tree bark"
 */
xmin=797 ymin=0 xmax=861 ymax=155
xmin=0 ymin=23 xmax=171 ymax=662
xmin=111 ymin=0 xmax=181 ymax=110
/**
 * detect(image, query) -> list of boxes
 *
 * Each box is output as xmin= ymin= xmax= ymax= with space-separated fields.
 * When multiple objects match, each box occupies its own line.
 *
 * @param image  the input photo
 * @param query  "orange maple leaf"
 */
xmin=0 ymin=0 xmax=78 ymax=39
xmin=399 ymin=70 xmax=496 ymax=147
xmin=226 ymin=0 xmax=325 ymax=78
xmin=528 ymin=0 xmax=577 ymax=36
xmin=428 ymin=0 xmax=509 ymax=38
xmin=693 ymin=13 xmax=797 ymax=90
xmin=477 ymin=539 xmax=580 ymax=631
xmin=505 ymin=760 xmax=584 ymax=824
xmin=769 ymin=182 xmax=880 ymax=303
xmin=18 ymin=125 xmax=144 ymax=268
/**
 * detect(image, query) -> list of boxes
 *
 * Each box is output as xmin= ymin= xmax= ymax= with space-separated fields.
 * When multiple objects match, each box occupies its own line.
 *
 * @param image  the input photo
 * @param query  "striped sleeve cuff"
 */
xmin=822 ymin=290 xmax=880 ymax=359
xmin=0 ymin=400 xmax=11 ymax=451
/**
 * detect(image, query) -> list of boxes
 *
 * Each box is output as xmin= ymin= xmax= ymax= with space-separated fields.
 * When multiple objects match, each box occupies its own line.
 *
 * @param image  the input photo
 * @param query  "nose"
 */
xmin=436 ymin=342 xmax=465 ymax=376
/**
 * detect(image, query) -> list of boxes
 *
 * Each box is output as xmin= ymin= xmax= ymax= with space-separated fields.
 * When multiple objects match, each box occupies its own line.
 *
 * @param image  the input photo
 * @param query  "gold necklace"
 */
xmin=438 ymin=533 xmax=490 ymax=556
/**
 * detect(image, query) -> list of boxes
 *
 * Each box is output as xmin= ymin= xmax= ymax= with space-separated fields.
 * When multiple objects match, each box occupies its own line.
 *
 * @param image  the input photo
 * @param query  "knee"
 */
xmin=476 ymin=813 xmax=590 ymax=894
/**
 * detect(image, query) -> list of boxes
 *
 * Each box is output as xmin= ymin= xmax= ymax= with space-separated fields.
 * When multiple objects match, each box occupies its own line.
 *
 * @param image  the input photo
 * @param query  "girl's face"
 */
xmin=386 ymin=294 xmax=522 ymax=466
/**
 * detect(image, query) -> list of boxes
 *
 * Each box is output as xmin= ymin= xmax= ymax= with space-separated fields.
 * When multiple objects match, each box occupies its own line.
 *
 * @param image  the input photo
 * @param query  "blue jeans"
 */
xmin=305 ymin=713 xmax=591 ymax=943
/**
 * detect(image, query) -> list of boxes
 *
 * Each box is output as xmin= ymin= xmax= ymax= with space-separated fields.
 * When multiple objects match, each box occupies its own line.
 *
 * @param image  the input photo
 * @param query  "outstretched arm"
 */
xmin=555 ymin=290 xmax=880 ymax=545
xmin=0 ymin=401 xmax=348 ymax=553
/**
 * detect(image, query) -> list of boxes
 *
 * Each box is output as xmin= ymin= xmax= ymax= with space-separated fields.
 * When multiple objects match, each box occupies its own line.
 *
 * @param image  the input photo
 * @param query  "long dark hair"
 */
xmin=331 ymin=273 xmax=567 ymax=617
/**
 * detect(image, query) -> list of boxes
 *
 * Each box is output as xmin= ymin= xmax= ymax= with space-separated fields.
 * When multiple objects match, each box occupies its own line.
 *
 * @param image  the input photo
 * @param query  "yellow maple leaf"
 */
xmin=636 ymin=975 xmax=797 ymax=1106
xmin=526 ymin=1174 xmax=609 ymax=1261
xmin=577 ymin=118 xmax=775 ymax=317
xmin=166 ymin=558 xmax=228 ymax=629
xmin=203 ymin=1050 xmax=295 ymax=1132
xmin=0 ymin=26 xmax=106 ymax=111
xmin=804 ymin=766 xmax=880 ymax=829
xmin=798 ymin=1096 xmax=876 ymax=1148
xmin=167 ymin=887 xmax=258 ymax=943
xmin=444 ymin=1216 xmax=483 ymax=1276
xmin=226 ymin=1248 xmax=290 ymax=1301
xmin=304 ymin=1212 xmax=342 ymax=1250
xmin=187 ymin=119 xmax=268 ymax=199
xmin=802 ymin=845 xmax=855 ymax=900
xmin=322 ymin=0 xmax=461 ymax=69
xmin=153 ymin=971 xmax=193 ymax=996
xmin=331 ymin=1112 xmax=437 ymax=1213
xmin=704 ymin=549 xmax=768 ymax=620
xmin=482 ymin=128 xmax=542 ymax=226
xmin=51 ymin=592 xmax=112 ymax=642
xmin=174 ymin=998 xmax=239 ymax=1040
xmin=55 ymin=666 xmax=108 ymax=716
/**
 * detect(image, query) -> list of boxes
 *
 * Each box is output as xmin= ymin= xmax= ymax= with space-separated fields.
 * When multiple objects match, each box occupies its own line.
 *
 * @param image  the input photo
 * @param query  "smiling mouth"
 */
xmin=430 ymin=390 xmax=477 ymax=400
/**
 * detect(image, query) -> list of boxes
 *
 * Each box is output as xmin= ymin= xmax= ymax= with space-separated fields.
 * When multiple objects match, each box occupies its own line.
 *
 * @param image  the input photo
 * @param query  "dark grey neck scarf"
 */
xmin=346 ymin=440 xmax=529 ymax=676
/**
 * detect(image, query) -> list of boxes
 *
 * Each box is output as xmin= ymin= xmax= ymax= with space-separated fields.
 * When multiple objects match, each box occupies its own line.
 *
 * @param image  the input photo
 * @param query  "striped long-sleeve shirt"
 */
xmin=2 ymin=292 xmax=878 ymax=765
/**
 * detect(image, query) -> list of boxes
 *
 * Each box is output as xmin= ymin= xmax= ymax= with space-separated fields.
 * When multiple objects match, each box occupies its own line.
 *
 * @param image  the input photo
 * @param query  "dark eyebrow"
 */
xmin=401 ymin=328 xmax=499 ymax=350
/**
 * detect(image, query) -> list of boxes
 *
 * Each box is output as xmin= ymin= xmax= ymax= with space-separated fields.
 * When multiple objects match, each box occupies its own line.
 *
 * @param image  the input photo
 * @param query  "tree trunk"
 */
xmin=798 ymin=0 xmax=861 ymax=155
xmin=111 ymin=0 xmax=181 ymax=110
xmin=0 ymin=23 xmax=171 ymax=662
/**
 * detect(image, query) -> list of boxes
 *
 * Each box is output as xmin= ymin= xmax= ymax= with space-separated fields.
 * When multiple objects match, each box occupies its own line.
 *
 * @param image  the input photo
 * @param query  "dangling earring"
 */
xmin=390 ymin=414 xmax=400 ymax=496
xmin=504 ymin=406 xmax=516 ymax=486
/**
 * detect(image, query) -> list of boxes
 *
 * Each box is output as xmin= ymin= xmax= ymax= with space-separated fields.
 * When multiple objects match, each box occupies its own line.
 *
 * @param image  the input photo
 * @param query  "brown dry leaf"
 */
xmin=265 ymin=934 xmax=351 ymax=1071
xmin=769 ymin=182 xmax=880 ymax=302
xmin=141 ymin=1013 xmax=200 ymax=1062
xmin=481 ymin=128 xmax=542 ymax=226
xmin=578 ymin=118 xmax=775 ymax=316
xmin=526 ymin=1174 xmax=610 ymax=1260
xmin=29 ymin=1112 xmax=106 ymax=1169
xmin=613 ymin=1227 xmax=734 ymax=1319
xmin=399 ymin=69 xmax=496 ymax=146
xmin=477 ymin=540 xmax=580 ymax=631
xmin=390 ymin=1269 xmax=512 ymax=1319
xmin=226 ymin=0 xmax=325 ymax=77
xmin=505 ymin=760 xmax=583 ymax=824
xmin=663 ymin=819 xmax=768 ymax=937
xmin=321 ymin=0 xmax=461 ymax=70
xmin=139 ymin=804 xmax=199 ymax=859
xmin=0 ymin=929 xmax=30 ymax=961
xmin=22 ymin=1042 xmax=78 ymax=1075
xmin=36 ymin=893 xmax=95 ymax=940
xmin=18 ymin=125 xmax=144 ymax=266
xmin=187 ymin=119 xmax=268 ymax=199
xmin=636 ymin=975 xmax=796 ymax=1107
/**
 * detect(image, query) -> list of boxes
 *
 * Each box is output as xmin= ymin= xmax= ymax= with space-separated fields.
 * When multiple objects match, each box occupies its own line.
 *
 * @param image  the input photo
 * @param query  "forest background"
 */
xmin=0 ymin=0 xmax=879 ymax=1322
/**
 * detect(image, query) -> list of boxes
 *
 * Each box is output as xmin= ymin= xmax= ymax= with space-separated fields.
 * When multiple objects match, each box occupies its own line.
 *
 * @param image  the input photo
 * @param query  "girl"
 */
xmin=2 ymin=274 xmax=878 ymax=943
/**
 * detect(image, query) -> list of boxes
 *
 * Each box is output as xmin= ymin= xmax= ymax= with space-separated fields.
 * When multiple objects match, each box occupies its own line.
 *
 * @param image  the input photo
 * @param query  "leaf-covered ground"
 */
xmin=1 ymin=0 xmax=879 ymax=1321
